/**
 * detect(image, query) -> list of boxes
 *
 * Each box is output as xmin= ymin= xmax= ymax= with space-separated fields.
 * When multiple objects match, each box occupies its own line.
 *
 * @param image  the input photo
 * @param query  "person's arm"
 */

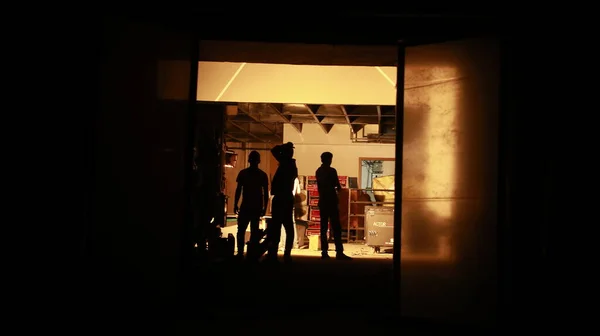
xmin=293 ymin=177 xmax=301 ymax=195
xmin=292 ymin=161 xmax=299 ymax=179
xmin=333 ymin=168 xmax=342 ymax=192
xmin=234 ymin=172 xmax=243 ymax=214
xmin=262 ymin=174 xmax=269 ymax=217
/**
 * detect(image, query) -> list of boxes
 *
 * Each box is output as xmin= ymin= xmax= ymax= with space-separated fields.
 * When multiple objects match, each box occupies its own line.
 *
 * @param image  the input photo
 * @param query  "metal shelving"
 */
xmin=347 ymin=188 xmax=395 ymax=243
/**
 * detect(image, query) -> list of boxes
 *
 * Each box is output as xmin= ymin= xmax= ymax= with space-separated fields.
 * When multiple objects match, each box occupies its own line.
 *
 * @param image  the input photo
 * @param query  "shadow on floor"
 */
xmin=173 ymin=256 xmax=486 ymax=334
xmin=183 ymin=256 xmax=394 ymax=313
xmin=77 ymin=256 xmax=492 ymax=334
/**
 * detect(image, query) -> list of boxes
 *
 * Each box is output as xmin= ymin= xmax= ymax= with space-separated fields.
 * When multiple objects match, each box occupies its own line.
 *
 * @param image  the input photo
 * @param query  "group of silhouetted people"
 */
xmin=233 ymin=142 xmax=352 ymax=263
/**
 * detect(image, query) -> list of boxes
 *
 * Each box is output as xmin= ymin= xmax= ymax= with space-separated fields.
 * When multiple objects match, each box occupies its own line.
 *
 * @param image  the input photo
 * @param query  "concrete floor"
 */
xmin=220 ymin=223 xmax=454 ymax=262
xmin=221 ymin=223 xmax=394 ymax=259
xmin=77 ymin=251 xmax=490 ymax=335
xmin=172 ymin=253 xmax=493 ymax=335
xmin=75 ymin=225 xmax=482 ymax=334
xmin=167 ymin=226 xmax=483 ymax=334
xmin=181 ymin=256 xmax=397 ymax=333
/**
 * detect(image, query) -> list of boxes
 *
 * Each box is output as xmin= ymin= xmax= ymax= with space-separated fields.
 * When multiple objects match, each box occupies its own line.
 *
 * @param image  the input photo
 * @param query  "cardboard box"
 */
xmin=338 ymin=176 xmax=348 ymax=188
xmin=309 ymin=208 xmax=321 ymax=222
xmin=308 ymin=222 xmax=320 ymax=230
xmin=307 ymin=228 xmax=320 ymax=236
xmin=372 ymin=175 xmax=395 ymax=207
xmin=307 ymin=176 xmax=318 ymax=191
xmin=309 ymin=234 xmax=321 ymax=251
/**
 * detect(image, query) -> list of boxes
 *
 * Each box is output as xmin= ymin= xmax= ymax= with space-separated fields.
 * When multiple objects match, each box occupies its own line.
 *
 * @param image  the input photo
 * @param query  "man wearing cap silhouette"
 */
xmin=267 ymin=142 xmax=298 ymax=263
xmin=234 ymin=150 xmax=269 ymax=259
xmin=316 ymin=152 xmax=352 ymax=260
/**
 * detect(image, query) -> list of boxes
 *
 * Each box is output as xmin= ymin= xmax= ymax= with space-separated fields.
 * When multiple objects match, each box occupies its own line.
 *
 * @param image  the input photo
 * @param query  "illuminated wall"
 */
xmin=400 ymin=40 xmax=499 ymax=325
xmin=195 ymin=39 xmax=500 ymax=325
xmin=283 ymin=123 xmax=395 ymax=178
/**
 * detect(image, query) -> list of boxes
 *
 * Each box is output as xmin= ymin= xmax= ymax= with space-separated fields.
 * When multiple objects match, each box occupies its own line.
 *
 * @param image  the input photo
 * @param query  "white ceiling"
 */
xmin=197 ymin=63 xmax=398 ymax=105
xmin=197 ymin=61 xmax=461 ymax=106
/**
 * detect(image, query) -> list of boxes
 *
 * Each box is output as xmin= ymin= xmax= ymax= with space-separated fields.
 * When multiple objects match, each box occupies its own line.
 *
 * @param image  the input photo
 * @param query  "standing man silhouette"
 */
xmin=234 ymin=150 xmax=269 ymax=259
xmin=316 ymin=152 xmax=352 ymax=260
xmin=267 ymin=142 xmax=298 ymax=263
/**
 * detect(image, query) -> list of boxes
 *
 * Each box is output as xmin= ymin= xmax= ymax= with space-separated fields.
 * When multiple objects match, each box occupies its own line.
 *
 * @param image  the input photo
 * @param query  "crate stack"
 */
xmin=306 ymin=175 xmax=349 ymax=240
xmin=306 ymin=176 xmax=320 ymax=237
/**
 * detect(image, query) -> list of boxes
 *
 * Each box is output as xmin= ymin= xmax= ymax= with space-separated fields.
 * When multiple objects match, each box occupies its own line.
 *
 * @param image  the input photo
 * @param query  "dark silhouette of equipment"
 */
xmin=365 ymin=206 xmax=394 ymax=253
xmin=245 ymin=218 xmax=274 ymax=262
xmin=206 ymin=229 xmax=235 ymax=260
xmin=191 ymin=103 xmax=231 ymax=264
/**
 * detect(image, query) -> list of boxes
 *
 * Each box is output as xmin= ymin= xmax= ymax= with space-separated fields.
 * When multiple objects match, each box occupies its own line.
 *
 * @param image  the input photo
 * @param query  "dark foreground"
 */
xmin=72 ymin=255 xmax=492 ymax=335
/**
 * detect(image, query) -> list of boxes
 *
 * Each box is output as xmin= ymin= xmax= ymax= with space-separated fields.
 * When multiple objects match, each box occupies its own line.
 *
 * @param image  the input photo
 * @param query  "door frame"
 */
xmin=393 ymin=43 xmax=406 ymax=312
xmin=187 ymin=38 xmax=407 ymax=311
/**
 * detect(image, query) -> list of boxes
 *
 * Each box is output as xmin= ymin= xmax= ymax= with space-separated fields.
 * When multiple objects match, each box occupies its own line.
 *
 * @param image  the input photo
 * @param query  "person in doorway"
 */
xmin=316 ymin=152 xmax=352 ymax=260
xmin=267 ymin=142 xmax=298 ymax=263
xmin=234 ymin=151 xmax=269 ymax=259
xmin=279 ymin=177 xmax=302 ymax=251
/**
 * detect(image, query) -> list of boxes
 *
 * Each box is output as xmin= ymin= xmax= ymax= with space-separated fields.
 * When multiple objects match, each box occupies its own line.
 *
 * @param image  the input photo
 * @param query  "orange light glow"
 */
xmin=197 ymin=62 xmax=458 ymax=261
xmin=422 ymin=67 xmax=458 ymax=219
xmin=403 ymin=65 xmax=459 ymax=261
xmin=197 ymin=62 xmax=397 ymax=105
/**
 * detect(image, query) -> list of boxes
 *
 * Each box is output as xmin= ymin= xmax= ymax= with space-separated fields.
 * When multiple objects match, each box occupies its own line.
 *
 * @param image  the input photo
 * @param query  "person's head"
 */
xmin=320 ymin=152 xmax=333 ymax=166
xmin=281 ymin=142 xmax=294 ymax=159
xmin=248 ymin=150 xmax=261 ymax=166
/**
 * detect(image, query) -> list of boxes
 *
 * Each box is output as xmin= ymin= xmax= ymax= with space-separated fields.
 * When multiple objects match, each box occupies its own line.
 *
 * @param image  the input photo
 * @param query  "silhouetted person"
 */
xmin=279 ymin=177 xmax=302 ymax=251
xmin=267 ymin=142 xmax=298 ymax=263
xmin=316 ymin=152 xmax=352 ymax=260
xmin=234 ymin=151 xmax=269 ymax=259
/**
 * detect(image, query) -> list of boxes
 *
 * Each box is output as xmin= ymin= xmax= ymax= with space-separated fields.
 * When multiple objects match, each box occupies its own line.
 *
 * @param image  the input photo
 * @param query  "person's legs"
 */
xmin=293 ymin=220 xmax=299 ymax=248
xmin=267 ymin=197 xmax=283 ymax=260
xmin=244 ymin=214 xmax=262 ymax=258
xmin=329 ymin=206 xmax=344 ymax=253
xmin=282 ymin=200 xmax=295 ymax=259
xmin=236 ymin=214 xmax=251 ymax=255
xmin=328 ymin=204 xmax=352 ymax=260
xmin=319 ymin=205 xmax=330 ymax=257
xmin=249 ymin=216 xmax=261 ymax=244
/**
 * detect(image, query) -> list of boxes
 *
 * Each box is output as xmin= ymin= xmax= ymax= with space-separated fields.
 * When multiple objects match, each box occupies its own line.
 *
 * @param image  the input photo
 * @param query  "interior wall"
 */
xmin=194 ymin=39 xmax=500 ymax=326
xmin=224 ymin=142 xmax=278 ymax=215
xmin=400 ymin=39 xmax=499 ymax=326
xmin=283 ymin=124 xmax=395 ymax=178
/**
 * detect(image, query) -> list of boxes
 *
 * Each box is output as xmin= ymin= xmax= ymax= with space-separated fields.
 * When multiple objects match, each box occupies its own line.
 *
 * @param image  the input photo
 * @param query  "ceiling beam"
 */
xmin=228 ymin=120 xmax=267 ymax=143
xmin=225 ymin=133 xmax=245 ymax=142
xmin=238 ymin=104 xmax=282 ymax=140
xmin=269 ymin=103 xmax=302 ymax=133
xmin=340 ymin=105 xmax=351 ymax=125
xmin=351 ymin=124 xmax=366 ymax=133
xmin=340 ymin=105 xmax=356 ymax=134
xmin=376 ymin=106 xmax=382 ymax=130
xmin=305 ymin=104 xmax=332 ymax=134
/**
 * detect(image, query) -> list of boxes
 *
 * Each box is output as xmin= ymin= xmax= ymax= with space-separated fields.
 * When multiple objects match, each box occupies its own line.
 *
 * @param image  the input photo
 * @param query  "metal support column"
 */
xmin=393 ymin=42 xmax=406 ymax=315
